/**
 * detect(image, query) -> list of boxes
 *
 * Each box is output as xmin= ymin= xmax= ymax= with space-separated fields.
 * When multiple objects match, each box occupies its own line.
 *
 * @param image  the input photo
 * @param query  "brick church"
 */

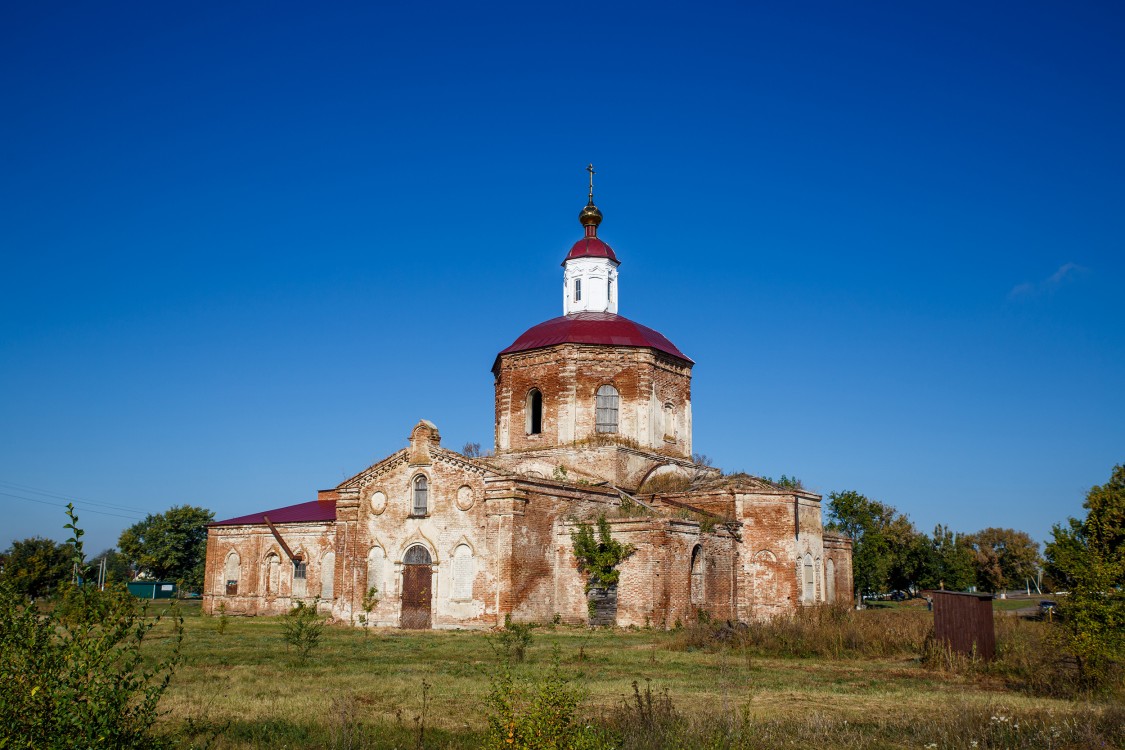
xmin=203 ymin=174 xmax=853 ymax=628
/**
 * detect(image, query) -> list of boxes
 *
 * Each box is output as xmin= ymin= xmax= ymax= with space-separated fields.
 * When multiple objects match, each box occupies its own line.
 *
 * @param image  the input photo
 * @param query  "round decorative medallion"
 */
xmin=369 ymin=490 xmax=387 ymax=515
xmin=455 ymin=485 xmax=474 ymax=511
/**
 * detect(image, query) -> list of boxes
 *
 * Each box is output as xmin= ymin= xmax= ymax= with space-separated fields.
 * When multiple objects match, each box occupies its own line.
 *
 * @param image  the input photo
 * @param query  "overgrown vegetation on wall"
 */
xmin=570 ymin=514 xmax=635 ymax=592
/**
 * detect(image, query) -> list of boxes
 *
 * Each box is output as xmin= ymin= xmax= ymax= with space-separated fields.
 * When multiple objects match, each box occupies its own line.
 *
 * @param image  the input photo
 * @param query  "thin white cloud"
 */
xmin=1007 ymin=262 xmax=1088 ymax=301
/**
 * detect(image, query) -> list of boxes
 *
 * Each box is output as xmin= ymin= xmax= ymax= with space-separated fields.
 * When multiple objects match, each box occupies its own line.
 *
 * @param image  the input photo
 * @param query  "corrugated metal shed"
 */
xmin=931 ymin=590 xmax=996 ymax=660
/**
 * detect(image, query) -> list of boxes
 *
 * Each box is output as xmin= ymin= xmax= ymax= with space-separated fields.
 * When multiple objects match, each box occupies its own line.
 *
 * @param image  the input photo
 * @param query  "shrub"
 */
xmin=282 ymin=599 xmax=324 ymax=662
xmin=483 ymin=644 xmax=607 ymax=750
xmin=0 ymin=504 xmax=183 ymax=749
xmin=215 ymin=601 xmax=229 ymax=635
xmin=499 ymin=614 xmax=534 ymax=662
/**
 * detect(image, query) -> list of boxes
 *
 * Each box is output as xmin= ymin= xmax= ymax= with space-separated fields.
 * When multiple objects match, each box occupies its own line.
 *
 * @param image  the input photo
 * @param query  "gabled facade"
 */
xmin=203 ymin=182 xmax=852 ymax=627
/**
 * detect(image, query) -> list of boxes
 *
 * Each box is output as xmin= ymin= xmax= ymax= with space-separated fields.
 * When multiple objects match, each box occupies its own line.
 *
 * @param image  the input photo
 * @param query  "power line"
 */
xmin=0 ymin=479 xmax=151 ymax=514
xmin=0 ymin=491 xmax=146 ymax=521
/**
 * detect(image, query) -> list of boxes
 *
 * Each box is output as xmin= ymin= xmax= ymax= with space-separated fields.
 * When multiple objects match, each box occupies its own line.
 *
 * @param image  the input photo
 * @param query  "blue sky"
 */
xmin=2 ymin=1 xmax=1122 ymax=554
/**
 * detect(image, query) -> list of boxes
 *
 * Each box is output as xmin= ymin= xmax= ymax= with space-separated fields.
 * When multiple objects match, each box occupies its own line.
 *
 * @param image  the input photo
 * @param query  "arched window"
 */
xmin=321 ymin=551 xmax=335 ymax=600
xmin=224 ymin=551 xmax=240 ymax=595
xmin=608 ymin=278 xmax=613 ymax=303
xmin=663 ymin=403 xmax=675 ymax=440
xmin=574 ymin=278 xmax=582 ymax=302
xmin=412 ymin=475 xmax=429 ymax=516
xmin=802 ymin=553 xmax=815 ymax=603
xmin=264 ymin=553 xmax=280 ymax=596
xmin=690 ymin=545 xmax=704 ymax=606
xmin=367 ymin=547 xmax=386 ymax=599
xmin=526 ymin=389 xmax=543 ymax=435
xmin=595 ymin=385 xmax=619 ymax=433
xmin=451 ymin=544 xmax=474 ymax=601
xmin=404 ymin=545 xmax=432 ymax=565
xmin=826 ymin=558 xmax=836 ymax=603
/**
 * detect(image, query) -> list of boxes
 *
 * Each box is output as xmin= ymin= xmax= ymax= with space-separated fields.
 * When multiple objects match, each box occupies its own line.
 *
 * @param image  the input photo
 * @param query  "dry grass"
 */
xmin=140 ymin=602 xmax=1120 ymax=749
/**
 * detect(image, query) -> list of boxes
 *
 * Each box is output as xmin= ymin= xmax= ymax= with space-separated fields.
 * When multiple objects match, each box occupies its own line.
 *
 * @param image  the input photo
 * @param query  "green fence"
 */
xmin=126 ymin=581 xmax=177 ymax=599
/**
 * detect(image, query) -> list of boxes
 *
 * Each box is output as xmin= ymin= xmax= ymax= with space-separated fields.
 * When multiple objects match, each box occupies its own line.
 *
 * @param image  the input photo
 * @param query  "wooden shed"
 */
xmin=930 ymin=590 xmax=995 ymax=660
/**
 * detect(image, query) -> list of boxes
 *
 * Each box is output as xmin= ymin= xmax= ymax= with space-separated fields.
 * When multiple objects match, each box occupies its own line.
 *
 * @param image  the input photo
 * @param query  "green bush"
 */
xmin=483 ymin=644 xmax=607 ymax=750
xmin=498 ymin=614 xmax=534 ymax=662
xmin=282 ymin=599 xmax=324 ymax=662
xmin=0 ymin=504 xmax=183 ymax=749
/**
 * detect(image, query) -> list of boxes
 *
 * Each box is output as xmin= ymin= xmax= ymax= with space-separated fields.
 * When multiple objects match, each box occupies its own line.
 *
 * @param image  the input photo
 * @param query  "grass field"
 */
xmin=146 ymin=602 xmax=1121 ymax=749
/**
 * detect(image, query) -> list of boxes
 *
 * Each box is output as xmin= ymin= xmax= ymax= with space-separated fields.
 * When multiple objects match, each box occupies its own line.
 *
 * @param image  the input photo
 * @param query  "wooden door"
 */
xmin=401 ymin=565 xmax=432 ymax=629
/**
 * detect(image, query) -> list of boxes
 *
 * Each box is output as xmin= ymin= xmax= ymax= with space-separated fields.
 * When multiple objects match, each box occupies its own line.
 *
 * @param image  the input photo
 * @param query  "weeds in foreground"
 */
xmin=483 ymin=644 xmax=605 ymax=750
xmin=671 ymin=602 xmax=931 ymax=659
xmin=596 ymin=697 xmax=1125 ymax=750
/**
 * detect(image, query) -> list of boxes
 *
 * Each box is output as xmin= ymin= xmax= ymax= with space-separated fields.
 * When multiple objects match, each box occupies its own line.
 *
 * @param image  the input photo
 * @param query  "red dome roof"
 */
xmin=496 ymin=312 xmax=692 ymax=365
xmin=563 ymin=236 xmax=619 ymax=264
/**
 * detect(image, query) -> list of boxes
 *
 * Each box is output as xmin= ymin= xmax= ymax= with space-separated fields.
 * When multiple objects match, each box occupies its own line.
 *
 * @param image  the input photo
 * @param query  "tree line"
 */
xmin=0 ymin=504 xmax=213 ymax=597
xmin=826 ymin=464 xmax=1124 ymax=610
xmin=825 ymin=489 xmax=1041 ymax=600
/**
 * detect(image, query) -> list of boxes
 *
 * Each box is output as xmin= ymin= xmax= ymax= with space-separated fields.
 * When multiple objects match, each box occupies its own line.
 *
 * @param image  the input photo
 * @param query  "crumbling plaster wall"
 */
xmin=203 ymin=521 xmax=336 ymax=616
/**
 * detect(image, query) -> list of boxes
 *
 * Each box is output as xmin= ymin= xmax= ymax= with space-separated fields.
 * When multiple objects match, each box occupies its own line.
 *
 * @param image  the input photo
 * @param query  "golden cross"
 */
xmin=587 ymin=163 xmax=596 ymax=202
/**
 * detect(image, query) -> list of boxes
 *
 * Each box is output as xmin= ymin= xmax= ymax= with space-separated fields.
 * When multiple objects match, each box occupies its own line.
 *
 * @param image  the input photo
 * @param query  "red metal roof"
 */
xmin=211 ymin=499 xmax=336 ymax=526
xmin=563 ymin=237 xmax=618 ymax=264
xmin=497 ymin=312 xmax=692 ymax=364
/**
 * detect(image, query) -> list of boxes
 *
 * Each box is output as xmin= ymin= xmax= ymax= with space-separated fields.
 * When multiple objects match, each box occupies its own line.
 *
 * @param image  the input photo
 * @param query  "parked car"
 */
xmin=890 ymin=590 xmax=908 ymax=602
xmin=1038 ymin=600 xmax=1058 ymax=618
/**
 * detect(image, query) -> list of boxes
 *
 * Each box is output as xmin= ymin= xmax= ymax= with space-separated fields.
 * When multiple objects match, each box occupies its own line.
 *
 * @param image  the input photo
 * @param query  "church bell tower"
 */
xmin=562 ymin=164 xmax=619 ymax=315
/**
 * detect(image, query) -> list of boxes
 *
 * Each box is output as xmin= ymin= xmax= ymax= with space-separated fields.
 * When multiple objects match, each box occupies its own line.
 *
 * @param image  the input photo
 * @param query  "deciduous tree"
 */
xmin=1044 ymin=463 xmax=1125 ymax=689
xmin=0 ymin=537 xmax=74 ymax=598
xmin=915 ymin=524 xmax=976 ymax=591
xmin=826 ymin=490 xmax=918 ymax=602
xmin=118 ymin=505 xmax=214 ymax=592
xmin=965 ymin=527 xmax=1041 ymax=593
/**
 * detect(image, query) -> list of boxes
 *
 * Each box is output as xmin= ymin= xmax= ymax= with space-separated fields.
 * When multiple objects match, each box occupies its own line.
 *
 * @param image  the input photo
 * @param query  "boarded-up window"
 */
xmin=451 ymin=544 xmax=473 ymax=601
xmin=690 ymin=546 xmax=704 ymax=605
xmin=595 ymin=385 xmax=619 ymax=433
xmin=802 ymin=554 xmax=815 ymax=603
xmin=321 ymin=552 xmax=335 ymax=599
xmin=367 ymin=547 xmax=385 ymax=599
xmin=826 ymin=558 xmax=836 ymax=602
xmin=413 ymin=475 xmax=429 ymax=516
xmin=224 ymin=551 xmax=240 ymax=595
xmin=265 ymin=553 xmax=280 ymax=596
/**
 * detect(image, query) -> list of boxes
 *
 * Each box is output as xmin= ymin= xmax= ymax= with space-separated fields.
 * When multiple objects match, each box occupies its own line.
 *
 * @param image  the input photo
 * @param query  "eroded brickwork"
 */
xmin=494 ymin=345 xmax=692 ymax=459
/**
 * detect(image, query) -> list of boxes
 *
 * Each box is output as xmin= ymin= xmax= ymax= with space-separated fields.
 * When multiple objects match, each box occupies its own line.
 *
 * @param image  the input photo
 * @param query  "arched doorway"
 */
xmin=401 ymin=545 xmax=433 ymax=629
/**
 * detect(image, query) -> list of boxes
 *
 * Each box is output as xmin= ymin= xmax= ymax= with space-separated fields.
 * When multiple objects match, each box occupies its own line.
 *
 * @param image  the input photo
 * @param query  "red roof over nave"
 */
xmin=497 ymin=312 xmax=692 ymax=364
xmin=211 ymin=499 xmax=336 ymax=526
